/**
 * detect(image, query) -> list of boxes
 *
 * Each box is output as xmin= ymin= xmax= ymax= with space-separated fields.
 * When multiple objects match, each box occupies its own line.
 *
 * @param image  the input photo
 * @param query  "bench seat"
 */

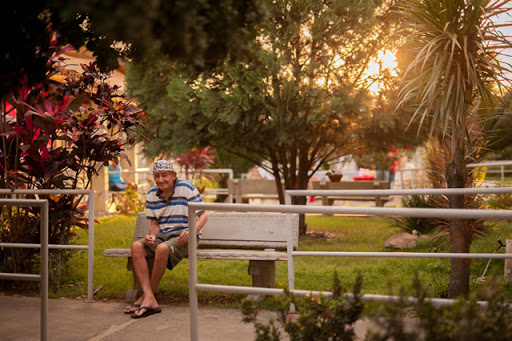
xmin=227 ymin=179 xmax=283 ymax=203
xmin=103 ymin=212 xmax=298 ymax=299
xmin=103 ymin=248 xmax=288 ymax=261
xmin=311 ymin=180 xmax=391 ymax=207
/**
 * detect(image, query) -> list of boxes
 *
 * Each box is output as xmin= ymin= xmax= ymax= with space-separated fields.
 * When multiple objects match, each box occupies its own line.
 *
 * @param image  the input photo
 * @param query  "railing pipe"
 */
xmin=187 ymin=202 xmax=512 ymax=220
xmin=0 ymin=198 xmax=48 ymax=341
xmin=288 ymin=187 xmax=512 ymax=197
xmin=188 ymin=207 xmax=199 ymax=341
xmin=187 ymin=188 xmax=512 ymax=340
xmin=41 ymin=199 xmax=49 ymax=341
xmin=292 ymin=251 xmax=512 ymax=259
xmin=0 ymin=243 xmax=88 ymax=250
xmin=285 ymin=193 xmax=295 ymax=291
xmin=0 ymin=189 xmax=95 ymax=302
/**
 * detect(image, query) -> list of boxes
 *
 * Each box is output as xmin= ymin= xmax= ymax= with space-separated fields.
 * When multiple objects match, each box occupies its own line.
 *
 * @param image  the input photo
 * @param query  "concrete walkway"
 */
xmin=0 ymin=294 xmax=377 ymax=340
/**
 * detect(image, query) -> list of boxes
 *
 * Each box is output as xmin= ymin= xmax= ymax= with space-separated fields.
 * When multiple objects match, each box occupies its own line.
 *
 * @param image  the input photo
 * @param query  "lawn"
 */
xmin=60 ymin=213 xmax=512 ymax=305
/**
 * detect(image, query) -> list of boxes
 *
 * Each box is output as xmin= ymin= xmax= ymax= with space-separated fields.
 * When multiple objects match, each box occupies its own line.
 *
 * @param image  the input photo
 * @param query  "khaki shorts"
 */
xmin=136 ymin=230 xmax=195 ymax=270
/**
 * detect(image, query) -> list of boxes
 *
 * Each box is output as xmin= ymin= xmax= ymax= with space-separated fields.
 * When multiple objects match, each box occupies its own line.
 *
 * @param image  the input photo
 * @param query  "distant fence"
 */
xmin=468 ymin=160 xmax=512 ymax=181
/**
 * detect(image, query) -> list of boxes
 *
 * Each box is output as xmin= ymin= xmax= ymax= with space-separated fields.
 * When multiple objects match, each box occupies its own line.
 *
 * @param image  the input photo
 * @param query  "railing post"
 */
xmin=285 ymin=193 xmax=295 ymax=291
xmin=188 ymin=207 xmax=199 ymax=341
xmin=41 ymin=200 xmax=49 ymax=341
xmin=87 ymin=190 xmax=94 ymax=302
xmin=505 ymin=239 xmax=512 ymax=283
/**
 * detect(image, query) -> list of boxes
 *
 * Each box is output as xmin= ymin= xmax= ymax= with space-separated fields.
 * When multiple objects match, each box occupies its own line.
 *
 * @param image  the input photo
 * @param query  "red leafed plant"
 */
xmin=0 ymin=52 xmax=144 ymax=291
xmin=175 ymin=147 xmax=216 ymax=180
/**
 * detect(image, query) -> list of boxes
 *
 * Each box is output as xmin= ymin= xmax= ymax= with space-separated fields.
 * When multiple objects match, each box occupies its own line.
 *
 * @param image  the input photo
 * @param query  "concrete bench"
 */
xmin=311 ymin=180 xmax=392 ymax=207
xmin=103 ymin=212 xmax=299 ymax=299
xmin=227 ymin=179 xmax=284 ymax=203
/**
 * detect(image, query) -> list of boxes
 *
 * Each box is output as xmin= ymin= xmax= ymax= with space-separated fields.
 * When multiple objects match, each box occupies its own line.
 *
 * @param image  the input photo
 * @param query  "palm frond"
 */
xmin=395 ymin=0 xmax=512 ymax=140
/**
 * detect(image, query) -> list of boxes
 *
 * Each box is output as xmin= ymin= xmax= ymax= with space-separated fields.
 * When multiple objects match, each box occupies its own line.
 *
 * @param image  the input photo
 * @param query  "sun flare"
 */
xmin=364 ymin=50 xmax=398 ymax=94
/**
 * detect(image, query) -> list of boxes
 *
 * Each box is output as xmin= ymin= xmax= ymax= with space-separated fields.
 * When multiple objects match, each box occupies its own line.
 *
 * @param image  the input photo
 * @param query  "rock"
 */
xmin=384 ymin=230 xmax=419 ymax=249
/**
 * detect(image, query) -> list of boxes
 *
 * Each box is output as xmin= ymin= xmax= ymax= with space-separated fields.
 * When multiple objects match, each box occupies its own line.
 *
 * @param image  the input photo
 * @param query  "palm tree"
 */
xmin=395 ymin=0 xmax=512 ymax=298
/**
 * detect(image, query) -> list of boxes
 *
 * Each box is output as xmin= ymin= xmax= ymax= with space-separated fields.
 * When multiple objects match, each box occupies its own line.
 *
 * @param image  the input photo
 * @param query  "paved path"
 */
xmin=0 ymin=294 xmax=377 ymax=340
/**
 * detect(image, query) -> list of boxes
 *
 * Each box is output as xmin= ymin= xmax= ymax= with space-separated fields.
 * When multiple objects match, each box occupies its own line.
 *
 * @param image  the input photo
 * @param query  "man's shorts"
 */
xmin=136 ymin=230 xmax=194 ymax=270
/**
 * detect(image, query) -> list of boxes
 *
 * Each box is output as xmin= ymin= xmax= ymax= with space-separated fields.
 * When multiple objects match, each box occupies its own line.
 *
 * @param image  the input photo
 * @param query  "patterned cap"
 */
xmin=150 ymin=160 xmax=175 ymax=174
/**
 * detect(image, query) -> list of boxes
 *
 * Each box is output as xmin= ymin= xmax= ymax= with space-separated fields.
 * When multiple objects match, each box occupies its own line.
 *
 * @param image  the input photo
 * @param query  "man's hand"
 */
xmin=177 ymin=230 xmax=189 ymax=246
xmin=145 ymin=234 xmax=156 ymax=247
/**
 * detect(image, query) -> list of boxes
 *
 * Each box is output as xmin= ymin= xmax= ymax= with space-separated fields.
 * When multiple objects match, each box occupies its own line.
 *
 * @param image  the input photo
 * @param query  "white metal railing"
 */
xmin=187 ymin=187 xmax=512 ymax=340
xmin=468 ymin=160 xmax=512 ymax=181
xmin=0 ymin=189 xmax=95 ymax=302
xmin=109 ymin=168 xmax=234 ymax=203
xmin=0 ymin=199 xmax=49 ymax=341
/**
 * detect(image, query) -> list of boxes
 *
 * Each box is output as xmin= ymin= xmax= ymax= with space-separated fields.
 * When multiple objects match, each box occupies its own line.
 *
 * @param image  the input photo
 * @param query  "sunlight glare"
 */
xmin=364 ymin=50 xmax=398 ymax=94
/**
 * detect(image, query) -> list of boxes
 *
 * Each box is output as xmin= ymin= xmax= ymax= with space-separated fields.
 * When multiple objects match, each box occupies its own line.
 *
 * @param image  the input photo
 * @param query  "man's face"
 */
xmin=153 ymin=170 xmax=176 ymax=193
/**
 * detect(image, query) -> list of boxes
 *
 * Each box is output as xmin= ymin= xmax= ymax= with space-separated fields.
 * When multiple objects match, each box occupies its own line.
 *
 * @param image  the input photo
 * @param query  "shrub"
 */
xmin=486 ymin=194 xmax=512 ymax=210
xmin=116 ymin=188 xmax=145 ymax=215
xmin=241 ymin=272 xmax=364 ymax=341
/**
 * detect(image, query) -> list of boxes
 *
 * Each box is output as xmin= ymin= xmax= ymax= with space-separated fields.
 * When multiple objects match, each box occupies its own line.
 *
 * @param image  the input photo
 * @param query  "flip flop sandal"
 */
xmin=124 ymin=303 xmax=141 ymax=314
xmin=131 ymin=306 xmax=162 ymax=319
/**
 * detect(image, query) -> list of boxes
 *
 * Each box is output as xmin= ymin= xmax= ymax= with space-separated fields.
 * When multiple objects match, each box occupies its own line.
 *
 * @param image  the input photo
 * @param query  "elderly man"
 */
xmin=125 ymin=160 xmax=208 ymax=318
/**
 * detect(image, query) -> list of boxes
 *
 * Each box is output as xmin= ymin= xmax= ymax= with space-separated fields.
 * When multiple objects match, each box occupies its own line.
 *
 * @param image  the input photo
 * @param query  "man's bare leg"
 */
xmin=131 ymin=243 xmax=169 ymax=317
xmin=125 ymin=242 xmax=157 ymax=313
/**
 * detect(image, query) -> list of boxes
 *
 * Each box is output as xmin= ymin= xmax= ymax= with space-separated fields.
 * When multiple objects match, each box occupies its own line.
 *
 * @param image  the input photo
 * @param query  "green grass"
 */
xmin=59 ymin=214 xmax=512 ymax=305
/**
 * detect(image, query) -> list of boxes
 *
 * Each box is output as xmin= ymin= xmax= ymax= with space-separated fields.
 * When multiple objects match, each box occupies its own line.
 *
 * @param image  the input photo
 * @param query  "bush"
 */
xmin=242 ymin=273 xmax=512 ymax=341
xmin=116 ymin=188 xmax=145 ymax=215
xmin=241 ymin=272 xmax=364 ymax=341
xmin=486 ymin=194 xmax=512 ymax=210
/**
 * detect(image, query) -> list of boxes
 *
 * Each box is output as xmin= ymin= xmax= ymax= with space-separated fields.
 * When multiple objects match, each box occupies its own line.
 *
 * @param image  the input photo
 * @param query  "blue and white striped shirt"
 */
xmin=145 ymin=179 xmax=204 ymax=234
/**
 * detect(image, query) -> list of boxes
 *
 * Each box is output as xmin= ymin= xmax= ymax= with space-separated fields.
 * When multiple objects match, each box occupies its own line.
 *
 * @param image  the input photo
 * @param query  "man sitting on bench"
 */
xmin=125 ymin=160 xmax=208 ymax=318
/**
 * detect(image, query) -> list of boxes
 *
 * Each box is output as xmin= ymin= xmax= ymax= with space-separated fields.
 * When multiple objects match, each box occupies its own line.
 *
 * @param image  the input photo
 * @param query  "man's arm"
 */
xmin=177 ymin=212 xmax=208 ymax=246
xmin=145 ymin=219 xmax=160 ymax=247
xmin=195 ymin=211 xmax=208 ymax=233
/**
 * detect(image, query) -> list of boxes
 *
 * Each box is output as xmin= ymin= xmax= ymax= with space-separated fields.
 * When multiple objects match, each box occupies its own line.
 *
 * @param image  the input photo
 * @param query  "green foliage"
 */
xmin=115 ymin=189 xmax=145 ymax=215
xmin=241 ymin=272 xmax=364 ymax=341
xmin=486 ymin=194 xmax=512 ymax=210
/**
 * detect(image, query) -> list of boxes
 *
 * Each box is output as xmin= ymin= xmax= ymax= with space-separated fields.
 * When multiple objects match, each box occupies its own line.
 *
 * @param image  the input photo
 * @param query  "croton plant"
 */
xmin=0 ymin=46 xmax=144 ymax=290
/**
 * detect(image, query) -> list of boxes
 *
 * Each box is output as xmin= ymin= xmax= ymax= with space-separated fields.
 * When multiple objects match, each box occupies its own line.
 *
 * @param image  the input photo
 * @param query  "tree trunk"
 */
xmin=293 ymin=195 xmax=308 ymax=236
xmin=446 ymin=138 xmax=470 ymax=298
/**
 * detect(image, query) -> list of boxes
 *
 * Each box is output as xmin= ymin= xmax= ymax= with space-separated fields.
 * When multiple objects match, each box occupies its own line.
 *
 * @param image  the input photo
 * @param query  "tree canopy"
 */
xmin=2 ymin=0 xmax=263 ymax=98
xmin=130 ymin=0 xmax=392 ymax=187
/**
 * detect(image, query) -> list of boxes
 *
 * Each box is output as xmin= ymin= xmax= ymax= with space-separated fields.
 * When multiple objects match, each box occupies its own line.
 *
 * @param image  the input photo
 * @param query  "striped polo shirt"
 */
xmin=145 ymin=178 xmax=205 ymax=234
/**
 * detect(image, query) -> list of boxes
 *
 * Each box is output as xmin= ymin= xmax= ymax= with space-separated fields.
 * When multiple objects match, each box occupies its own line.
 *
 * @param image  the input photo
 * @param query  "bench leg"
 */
xmin=248 ymin=260 xmax=276 ymax=288
xmin=376 ymin=196 xmax=383 ymax=207
xmin=321 ymin=195 xmax=329 ymax=206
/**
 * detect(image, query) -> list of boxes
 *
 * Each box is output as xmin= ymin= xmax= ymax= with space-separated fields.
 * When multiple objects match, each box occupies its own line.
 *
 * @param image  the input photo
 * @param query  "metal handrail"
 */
xmin=108 ymin=168 xmax=234 ymax=203
xmin=187 ymin=187 xmax=512 ymax=341
xmin=0 ymin=199 xmax=48 ymax=341
xmin=0 ymin=189 xmax=95 ymax=302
